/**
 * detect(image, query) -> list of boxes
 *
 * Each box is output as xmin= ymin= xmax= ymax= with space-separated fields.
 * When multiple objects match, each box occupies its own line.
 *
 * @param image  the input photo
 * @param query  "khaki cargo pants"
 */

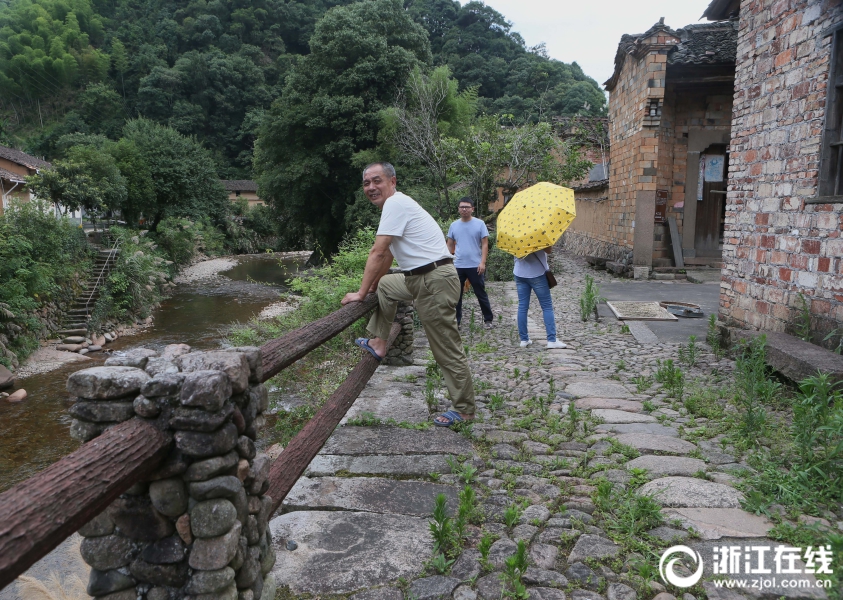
xmin=367 ymin=264 xmax=476 ymax=416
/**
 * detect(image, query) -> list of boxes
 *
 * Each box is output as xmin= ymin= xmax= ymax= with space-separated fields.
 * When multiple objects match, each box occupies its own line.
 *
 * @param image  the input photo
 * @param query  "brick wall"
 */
xmin=721 ymin=0 xmax=843 ymax=344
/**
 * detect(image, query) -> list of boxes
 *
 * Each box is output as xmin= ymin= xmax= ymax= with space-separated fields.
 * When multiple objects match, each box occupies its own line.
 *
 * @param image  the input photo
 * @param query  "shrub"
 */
xmin=485 ymin=231 xmax=513 ymax=282
xmin=153 ymin=217 xmax=224 ymax=268
xmin=0 ymin=200 xmax=91 ymax=365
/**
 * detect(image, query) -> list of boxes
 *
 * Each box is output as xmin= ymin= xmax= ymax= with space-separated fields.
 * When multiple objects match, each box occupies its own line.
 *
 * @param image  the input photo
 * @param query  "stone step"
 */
xmin=270 ymin=511 xmax=432 ymax=595
xmin=637 ymin=476 xmax=744 ymax=508
xmin=283 ymin=476 xmax=459 ymax=517
xmin=595 ymin=422 xmax=679 ymax=436
xmin=319 ymin=426 xmax=474 ymax=457
xmin=306 ymin=454 xmax=453 ymax=477
xmin=57 ymin=328 xmax=87 ymax=336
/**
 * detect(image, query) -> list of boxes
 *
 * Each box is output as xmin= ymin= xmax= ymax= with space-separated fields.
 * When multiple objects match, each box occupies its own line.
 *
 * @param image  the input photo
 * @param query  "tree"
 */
xmin=120 ymin=118 xmax=228 ymax=229
xmin=445 ymin=116 xmax=592 ymax=217
xmin=254 ymin=0 xmax=431 ymax=252
xmin=384 ymin=65 xmax=476 ymax=217
xmin=26 ymin=144 xmax=126 ymax=220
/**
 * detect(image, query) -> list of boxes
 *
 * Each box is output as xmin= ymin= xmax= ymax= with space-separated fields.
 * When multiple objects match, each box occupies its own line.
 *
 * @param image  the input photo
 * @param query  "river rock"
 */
xmin=80 ymin=534 xmax=136 ymax=570
xmin=170 ymin=403 xmax=235 ymax=432
xmin=607 ymin=583 xmax=637 ymax=600
xmin=78 ymin=348 xmax=89 ymax=355
xmin=134 ymin=395 xmax=161 ymax=418
xmin=612 ymin=433 xmax=696 ymax=455
xmin=6 ymin=388 xmax=27 ymax=402
xmin=236 ymin=546 xmax=261 ymax=588
xmin=224 ymin=346 xmax=262 ymax=383
xmin=107 ymin=496 xmax=175 ymax=541
xmin=141 ymin=536 xmax=187 ymax=564
xmin=68 ymin=366 xmax=151 ymax=400
xmin=129 ymin=557 xmax=189 ymax=587
xmin=181 ymin=370 xmax=232 ymax=411
xmin=87 ymin=345 xmax=102 ymax=352
xmin=529 ymin=543 xmax=559 ymax=570
xmin=142 ymin=373 xmax=185 ymax=398
xmin=87 ymin=568 xmax=136 ymax=596
xmin=70 ymin=419 xmax=108 ymax=441
xmin=249 ymin=384 xmax=269 ymax=413
xmin=236 ymin=435 xmax=256 ymax=459
xmin=149 ymin=478 xmax=188 ymax=517
xmin=63 ymin=336 xmax=86 ymax=344
xmin=149 ymin=450 xmax=189 ymax=481
xmin=186 ymin=567 xmax=236 ymax=594
xmin=105 ymin=348 xmax=159 ymax=369
xmin=184 ymin=451 xmax=239 ymax=482
xmin=190 ymin=498 xmax=238 ymax=538
xmin=409 ymin=576 xmax=460 ymax=600
xmin=0 ymin=364 xmax=15 ymax=389
xmin=450 ymin=550 xmax=481 ymax=581
xmin=189 ymin=522 xmax=242 ymax=570
xmin=177 ymin=351 xmax=249 ymax=394
xmin=161 ymin=343 xmax=191 ymax=360
xmin=175 ymin=422 xmax=238 ymax=458
xmin=146 ymin=357 xmax=179 ymax=376
xmin=57 ymin=343 xmax=85 ymax=352
xmin=527 ymin=589 xmax=566 ymax=600
xmin=487 ymin=539 xmax=518 ymax=568
xmin=625 ymin=455 xmax=707 ymax=478
xmin=523 ymin=568 xmax=567 ymax=587
xmin=567 ymin=534 xmax=620 ymax=562
xmin=78 ymin=511 xmax=115 ymax=537
xmin=637 ymin=477 xmax=744 ymax=508
xmin=476 ymin=573 xmax=505 ymax=600
xmin=69 ymin=400 xmax=135 ymax=422
xmin=565 ymin=562 xmax=600 ymax=590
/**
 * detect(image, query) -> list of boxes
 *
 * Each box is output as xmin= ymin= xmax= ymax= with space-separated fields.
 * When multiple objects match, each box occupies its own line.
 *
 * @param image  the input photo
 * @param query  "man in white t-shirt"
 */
xmin=341 ymin=162 xmax=475 ymax=427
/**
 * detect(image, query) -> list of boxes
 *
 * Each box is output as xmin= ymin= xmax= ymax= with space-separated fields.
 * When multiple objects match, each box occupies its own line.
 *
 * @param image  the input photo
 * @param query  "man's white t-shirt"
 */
xmin=376 ymin=191 xmax=452 ymax=271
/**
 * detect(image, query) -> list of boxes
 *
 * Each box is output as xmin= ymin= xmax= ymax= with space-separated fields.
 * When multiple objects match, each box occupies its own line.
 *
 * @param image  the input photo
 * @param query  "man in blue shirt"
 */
xmin=446 ymin=197 xmax=494 ymax=328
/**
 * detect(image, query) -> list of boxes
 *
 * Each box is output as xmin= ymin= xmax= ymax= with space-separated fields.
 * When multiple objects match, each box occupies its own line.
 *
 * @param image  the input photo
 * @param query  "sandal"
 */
xmin=434 ymin=410 xmax=467 ymax=428
xmin=354 ymin=338 xmax=384 ymax=362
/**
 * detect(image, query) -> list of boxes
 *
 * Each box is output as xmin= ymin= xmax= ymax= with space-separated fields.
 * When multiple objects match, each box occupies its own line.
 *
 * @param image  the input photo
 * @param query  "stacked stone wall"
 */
xmin=383 ymin=301 xmax=414 ymax=366
xmin=67 ymin=345 xmax=276 ymax=600
xmin=722 ymin=0 xmax=843 ymax=344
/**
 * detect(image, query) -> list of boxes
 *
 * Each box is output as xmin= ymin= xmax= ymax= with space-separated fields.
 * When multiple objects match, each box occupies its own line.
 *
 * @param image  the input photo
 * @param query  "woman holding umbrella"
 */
xmin=513 ymin=247 xmax=567 ymax=349
xmin=495 ymin=181 xmax=577 ymax=350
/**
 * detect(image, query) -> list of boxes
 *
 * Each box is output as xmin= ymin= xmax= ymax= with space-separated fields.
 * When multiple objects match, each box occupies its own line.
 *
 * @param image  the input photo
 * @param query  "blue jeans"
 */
xmin=515 ymin=274 xmax=557 ymax=342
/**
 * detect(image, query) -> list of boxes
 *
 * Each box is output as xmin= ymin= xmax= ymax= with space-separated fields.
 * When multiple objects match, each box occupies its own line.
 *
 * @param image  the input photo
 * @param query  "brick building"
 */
xmin=704 ymin=0 xmax=843 ymax=345
xmin=560 ymin=20 xmax=738 ymax=274
xmin=0 ymin=144 xmax=51 ymax=216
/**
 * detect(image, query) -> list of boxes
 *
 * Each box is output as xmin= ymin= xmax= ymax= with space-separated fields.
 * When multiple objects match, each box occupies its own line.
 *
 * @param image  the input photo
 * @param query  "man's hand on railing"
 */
xmin=341 ymin=291 xmax=366 ymax=305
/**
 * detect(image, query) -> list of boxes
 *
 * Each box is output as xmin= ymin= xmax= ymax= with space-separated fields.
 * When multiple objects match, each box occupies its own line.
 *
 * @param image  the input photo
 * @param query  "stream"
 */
xmin=0 ymin=254 xmax=304 ymax=493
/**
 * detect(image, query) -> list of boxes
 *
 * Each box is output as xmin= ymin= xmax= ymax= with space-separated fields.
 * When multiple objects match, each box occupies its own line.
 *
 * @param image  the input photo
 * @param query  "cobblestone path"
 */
xmin=268 ymin=252 xmax=833 ymax=600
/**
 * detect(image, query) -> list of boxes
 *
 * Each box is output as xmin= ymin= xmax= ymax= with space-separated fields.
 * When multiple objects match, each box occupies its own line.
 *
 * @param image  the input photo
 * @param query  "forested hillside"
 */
xmin=0 ymin=0 xmax=606 ymax=177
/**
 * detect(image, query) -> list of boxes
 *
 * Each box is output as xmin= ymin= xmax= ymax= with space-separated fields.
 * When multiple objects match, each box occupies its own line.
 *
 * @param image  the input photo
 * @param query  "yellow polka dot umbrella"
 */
xmin=496 ymin=182 xmax=576 ymax=258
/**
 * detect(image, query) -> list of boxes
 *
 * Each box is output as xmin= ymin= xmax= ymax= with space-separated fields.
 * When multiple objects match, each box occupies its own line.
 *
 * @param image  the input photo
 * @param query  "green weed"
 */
xmin=579 ymin=274 xmax=605 ymax=321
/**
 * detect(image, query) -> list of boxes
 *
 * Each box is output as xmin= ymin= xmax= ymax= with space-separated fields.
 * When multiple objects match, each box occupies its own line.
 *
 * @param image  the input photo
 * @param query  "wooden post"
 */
xmin=260 ymin=294 xmax=378 ymax=382
xmin=0 ymin=420 xmax=170 ymax=590
xmin=266 ymin=322 xmax=401 ymax=512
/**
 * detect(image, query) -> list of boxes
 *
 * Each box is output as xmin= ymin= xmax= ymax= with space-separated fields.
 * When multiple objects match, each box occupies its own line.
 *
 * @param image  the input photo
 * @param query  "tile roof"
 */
xmin=0 ymin=144 xmax=51 ymax=170
xmin=221 ymin=180 xmax=258 ymax=192
xmin=668 ymin=21 xmax=738 ymax=66
xmin=0 ymin=167 xmax=27 ymax=183
xmin=605 ymin=19 xmax=736 ymax=90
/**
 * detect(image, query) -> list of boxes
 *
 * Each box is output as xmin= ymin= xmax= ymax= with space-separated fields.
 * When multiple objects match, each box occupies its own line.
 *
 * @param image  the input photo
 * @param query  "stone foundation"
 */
xmin=68 ymin=345 xmax=276 ymax=600
xmin=557 ymin=230 xmax=630 ymax=264
xmin=383 ymin=301 xmax=414 ymax=366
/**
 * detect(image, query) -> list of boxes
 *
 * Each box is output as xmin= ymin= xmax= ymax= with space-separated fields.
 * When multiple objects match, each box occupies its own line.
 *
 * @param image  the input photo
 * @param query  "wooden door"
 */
xmin=695 ymin=151 xmax=728 ymax=257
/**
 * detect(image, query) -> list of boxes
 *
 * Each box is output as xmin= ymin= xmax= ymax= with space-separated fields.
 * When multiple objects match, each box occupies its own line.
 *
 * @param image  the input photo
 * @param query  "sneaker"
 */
xmin=546 ymin=341 xmax=568 ymax=349
xmin=484 ymin=322 xmax=493 ymax=330
xmin=519 ymin=339 xmax=533 ymax=348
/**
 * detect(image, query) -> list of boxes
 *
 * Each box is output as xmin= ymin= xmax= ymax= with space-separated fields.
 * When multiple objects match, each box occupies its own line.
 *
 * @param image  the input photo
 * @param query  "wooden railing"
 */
xmin=0 ymin=293 xmax=395 ymax=591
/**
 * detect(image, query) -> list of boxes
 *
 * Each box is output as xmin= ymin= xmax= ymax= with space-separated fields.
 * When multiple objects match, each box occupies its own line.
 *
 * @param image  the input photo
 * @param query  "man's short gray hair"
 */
xmin=362 ymin=162 xmax=396 ymax=179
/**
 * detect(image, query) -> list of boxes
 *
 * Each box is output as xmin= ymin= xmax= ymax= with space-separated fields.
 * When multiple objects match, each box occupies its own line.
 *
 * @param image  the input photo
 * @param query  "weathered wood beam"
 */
xmin=260 ymin=294 xmax=378 ymax=382
xmin=266 ymin=321 xmax=402 ymax=512
xmin=0 ymin=420 xmax=171 ymax=591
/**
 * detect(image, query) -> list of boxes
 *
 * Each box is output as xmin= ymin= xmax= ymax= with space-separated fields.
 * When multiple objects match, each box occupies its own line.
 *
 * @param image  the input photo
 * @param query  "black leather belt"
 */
xmin=404 ymin=258 xmax=453 ymax=276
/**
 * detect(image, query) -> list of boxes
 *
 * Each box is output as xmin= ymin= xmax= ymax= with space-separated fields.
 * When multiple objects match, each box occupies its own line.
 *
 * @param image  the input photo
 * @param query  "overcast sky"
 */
xmin=474 ymin=0 xmax=715 ymax=86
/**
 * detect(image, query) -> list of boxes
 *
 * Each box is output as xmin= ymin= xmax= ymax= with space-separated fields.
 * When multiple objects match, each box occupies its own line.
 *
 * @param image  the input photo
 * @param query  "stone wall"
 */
xmin=383 ymin=301 xmax=414 ymax=366
xmin=721 ymin=0 xmax=843 ymax=344
xmin=68 ymin=345 xmax=276 ymax=600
